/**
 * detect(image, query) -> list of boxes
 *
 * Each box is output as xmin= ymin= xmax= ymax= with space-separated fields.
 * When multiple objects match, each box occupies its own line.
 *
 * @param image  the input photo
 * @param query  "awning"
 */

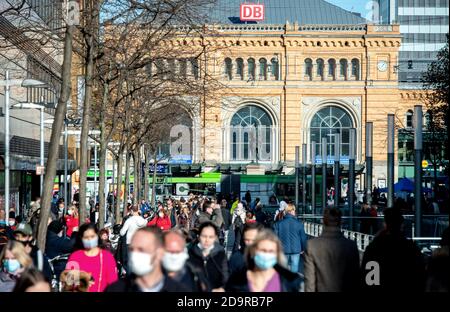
xmin=4 ymin=155 xmax=77 ymax=172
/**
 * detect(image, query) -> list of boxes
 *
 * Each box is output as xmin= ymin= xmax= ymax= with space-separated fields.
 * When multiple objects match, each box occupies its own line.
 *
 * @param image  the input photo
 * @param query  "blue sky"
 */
xmin=325 ymin=0 xmax=374 ymax=20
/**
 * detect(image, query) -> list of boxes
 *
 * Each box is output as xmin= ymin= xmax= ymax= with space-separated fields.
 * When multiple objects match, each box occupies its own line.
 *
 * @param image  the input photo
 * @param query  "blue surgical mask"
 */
xmin=3 ymin=259 xmax=21 ymax=274
xmin=254 ymin=252 xmax=277 ymax=270
xmin=82 ymin=236 xmax=99 ymax=249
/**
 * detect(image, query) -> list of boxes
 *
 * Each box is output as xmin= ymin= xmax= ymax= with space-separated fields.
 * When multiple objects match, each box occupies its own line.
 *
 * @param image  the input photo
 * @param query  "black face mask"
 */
xmin=17 ymin=240 xmax=33 ymax=247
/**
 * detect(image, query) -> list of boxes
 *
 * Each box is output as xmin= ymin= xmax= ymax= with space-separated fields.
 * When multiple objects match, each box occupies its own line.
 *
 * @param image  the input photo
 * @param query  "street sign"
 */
xmin=422 ymin=160 xmax=428 ymax=168
xmin=240 ymin=3 xmax=265 ymax=21
xmin=36 ymin=165 xmax=45 ymax=175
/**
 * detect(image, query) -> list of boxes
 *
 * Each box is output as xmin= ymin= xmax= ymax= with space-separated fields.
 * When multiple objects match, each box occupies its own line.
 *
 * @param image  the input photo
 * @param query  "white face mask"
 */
xmin=162 ymin=250 xmax=189 ymax=272
xmin=8 ymin=220 xmax=15 ymax=226
xmin=158 ymin=212 xmax=164 ymax=218
xmin=67 ymin=210 xmax=73 ymax=216
xmin=129 ymin=251 xmax=154 ymax=276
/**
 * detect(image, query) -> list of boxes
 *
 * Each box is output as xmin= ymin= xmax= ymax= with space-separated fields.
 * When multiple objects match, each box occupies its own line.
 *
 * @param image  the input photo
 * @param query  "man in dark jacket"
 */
xmin=273 ymin=203 xmax=307 ymax=274
xmin=105 ymin=227 xmax=187 ymax=292
xmin=162 ymin=230 xmax=210 ymax=292
xmin=45 ymin=220 xmax=76 ymax=279
xmin=187 ymin=222 xmax=229 ymax=290
xmin=304 ymin=208 xmax=360 ymax=292
xmin=14 ymin=223 xmax=52 ymax=281
xmin=228 ymin=222 xmax=262 ymax=276
xmin=361 ymin=207 xmax=425 ymax=291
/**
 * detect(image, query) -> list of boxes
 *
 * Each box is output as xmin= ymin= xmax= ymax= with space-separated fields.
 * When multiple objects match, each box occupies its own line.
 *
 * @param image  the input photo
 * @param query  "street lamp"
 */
xmin=11 ymin=100 xmax=56 ymax=196
xmin=1 ymin=70 xmax=51 ymax=224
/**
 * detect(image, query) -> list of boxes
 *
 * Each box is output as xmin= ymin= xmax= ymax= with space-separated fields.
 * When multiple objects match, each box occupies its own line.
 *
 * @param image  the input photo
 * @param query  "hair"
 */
xmin=136 ymin=226 xmax=164 ymax=248
xmin=131 ymin=205 xmax=139 ymax=213
xmin=12 ymin=268 xmax=49 ymax=292
xmin=69 ymin=205 xmax=79 ymax=218
xmin=198 ymin=221 xmax=219 ymax=237
xmin=0 ymin=240 xmax=33 ymax=269
xmin=99 ymin=228 xmax=109 ymax=239
xmin=202 ymin=200 xmax=212 ymax=212
xmin=285 ymin=203 xmax=296 ymax=214
xmin=383 ymin=207 xmax=404 ymax=232
xmin=244 ymin=229 xmax=286 ymax=270
xmin=163 ymin=229 xmax=186 ymax=246
xmin=243 ymin=222 xmax=263 ymax=235
xmin=323 ymin=208 xmax=342 ymax=227
xmin=74 ymin=223 xmax=103 ymax=251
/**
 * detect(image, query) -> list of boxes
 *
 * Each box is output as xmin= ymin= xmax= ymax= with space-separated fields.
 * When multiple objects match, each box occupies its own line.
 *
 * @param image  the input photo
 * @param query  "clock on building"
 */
xmin=377 ymin=60 xmax=388 ymax=72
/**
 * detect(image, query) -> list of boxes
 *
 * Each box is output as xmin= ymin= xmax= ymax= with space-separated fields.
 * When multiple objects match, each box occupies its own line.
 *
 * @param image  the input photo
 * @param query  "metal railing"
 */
xmin=303 ymin=221 xmax=374 ymax=252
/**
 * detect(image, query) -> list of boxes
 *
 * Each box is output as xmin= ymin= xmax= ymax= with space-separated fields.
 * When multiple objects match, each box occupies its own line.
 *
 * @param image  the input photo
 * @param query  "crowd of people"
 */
xmin=0 ymin=191 xmax=448 ymax=292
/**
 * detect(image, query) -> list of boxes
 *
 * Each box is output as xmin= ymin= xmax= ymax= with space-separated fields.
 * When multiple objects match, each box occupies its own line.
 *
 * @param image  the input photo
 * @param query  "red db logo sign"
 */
xmin=240 ymin=4 xmax=265 ymax=21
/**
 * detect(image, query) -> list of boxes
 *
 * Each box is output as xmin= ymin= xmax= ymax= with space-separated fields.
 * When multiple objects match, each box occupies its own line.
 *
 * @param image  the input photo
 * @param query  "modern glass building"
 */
xmin=373 ymin=0 xmax=449 ymax=86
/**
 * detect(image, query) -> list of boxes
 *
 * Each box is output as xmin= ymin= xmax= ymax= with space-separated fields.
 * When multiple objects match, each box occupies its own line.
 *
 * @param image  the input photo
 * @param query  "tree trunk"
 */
xmin=151 ymin=150 xmax=158 ymax=208
xmin=78 ymin=4 xmax=97 ymax=224
xmin=37 ymin=25 xmax=74 ymax=251
xmin=123 ymin=150 xmax=130 ymax=218
xmin=115 ymin=150 xmax=123 ymax=224
xmin=144 ymin=145 xmax=149 ymax=203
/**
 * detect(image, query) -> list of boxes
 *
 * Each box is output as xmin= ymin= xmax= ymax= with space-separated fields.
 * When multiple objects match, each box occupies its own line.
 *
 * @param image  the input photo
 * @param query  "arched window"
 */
xmin=167 ymin=58 xmax=175 ymax=80
xmin=271 ymin=57 xmax=279 ymax=80
xmin=328 ymin=59 xmax=336 ymax=79
xmin=424 ymin=110 xmax=431 ymax=129
xmin=236 ymin=58 xmax=244 ymax=80
xmin=230 ymin=105 xmax=273 ymax=161
xmin=225 ymin=58 xmax=233 ymax=80
xmin=351 ymin=58 xmax=360 ymax=80
xmin=339 ymin=59 xmax=348 ymax=79
xmin=248 ymin=58 xmax=256 ymax=80
xmin=304 ymin=58 xmax=313 ymax=80
xmin=145 ymin=62 xmax=153 ymax=79
xmin=259 ymin=58 xmax=267 ymax=80
xmin=316 ymin=58 xmax=324 ymax=79
xmin=310 ymin=106 xmax=353 ymax=160
xmin=406 ymin=110 xmax=413 ymax=128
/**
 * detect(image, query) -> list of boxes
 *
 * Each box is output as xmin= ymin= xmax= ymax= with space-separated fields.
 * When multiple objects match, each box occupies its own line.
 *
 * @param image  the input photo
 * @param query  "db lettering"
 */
xmin=240 ymin=4 xmax=265 ymax=21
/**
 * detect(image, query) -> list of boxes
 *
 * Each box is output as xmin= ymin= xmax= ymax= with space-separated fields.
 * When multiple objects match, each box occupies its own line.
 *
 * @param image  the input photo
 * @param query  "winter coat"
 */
xmin=148 ymin=216 xmax=172 ymax=231
xmin=188 ymin=242 xmax=229 ymax=289
xmin=273 ymin=214 xmax=307 ymax=254
xmin=304 ymin=226 xmax=361 ymax=292
xmin=225 ymin=264 xmax=301 ymax=292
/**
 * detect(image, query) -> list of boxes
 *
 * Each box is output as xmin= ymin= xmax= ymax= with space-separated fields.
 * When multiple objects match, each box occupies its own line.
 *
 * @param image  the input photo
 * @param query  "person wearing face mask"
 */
xmin=187 ymin=221 xmax=228 ymax=292
xmin=7 ymin=211 xmax=17 ymax=230
xmin=105 ymin=227 xmax=188 ymax=292
xmin=65 ymin=223 xmax=118 ymax=292
xmin=0 ymin=240 xmax=33 ymax=292
xmin=229 ymin=222 xmax=263 ymax=276
xmin=147 ymin=209 xmax=172 ymax=231
xmin=226 ymin=228 xmax=301 ymax=292
xmin=162 ymin=230 xmax=210 ymax=292
xmin=64 ymin=206 xmax=79 ymax=238
xmin=13 ymin=223 xmax=52 ymax=281
xmin=120 ymin=205 xmax=148 ymax=275
xmin=51 ymin=198 xmax=65 ymax=221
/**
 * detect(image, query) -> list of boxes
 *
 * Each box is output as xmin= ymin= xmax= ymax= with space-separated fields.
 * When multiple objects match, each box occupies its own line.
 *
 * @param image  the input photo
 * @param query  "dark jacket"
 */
xmin=225 ymin=264 xmax=301 ymax=292
xmin=304 ymin=226 xmax=361 ymax=292
xmin=228 ymin=249 xmax=245 ymax=276
xmin=188 ymin=242 xmax=229 ymax=289
xmin=221 ymin=208 xmax=232 ymax=231
xmin=105 ymin=274 xmax=189 ymax=292
xmin=30 ymin=245 xmax=53 ymax=281
xmin=273 ymin=214 xmax=307 ymax=254
xmin=361 ymin=229 xmax=425 ymax=292
xmin=45 ymin=231 xmax=76 ymax=279
xmin=164 ymin=262 xmax=211 ymax=292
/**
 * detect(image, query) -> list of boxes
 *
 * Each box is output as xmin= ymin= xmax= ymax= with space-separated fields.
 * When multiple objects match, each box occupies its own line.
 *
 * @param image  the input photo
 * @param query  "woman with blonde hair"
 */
xmin=0 ymin=240 xmax=33 ymax=292
xmin=226 ymin=228 xmax=302 ymax=292
xmin=65 ymin=205 xmax=79 ymax=238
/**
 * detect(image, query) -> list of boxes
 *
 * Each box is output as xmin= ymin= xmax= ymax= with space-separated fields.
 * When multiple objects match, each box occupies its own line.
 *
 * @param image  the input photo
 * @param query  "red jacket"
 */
xmin=148 ymin=216 xmax=171 ymax=231
xmin=65 ymin=215 xmax=79 ymax=237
